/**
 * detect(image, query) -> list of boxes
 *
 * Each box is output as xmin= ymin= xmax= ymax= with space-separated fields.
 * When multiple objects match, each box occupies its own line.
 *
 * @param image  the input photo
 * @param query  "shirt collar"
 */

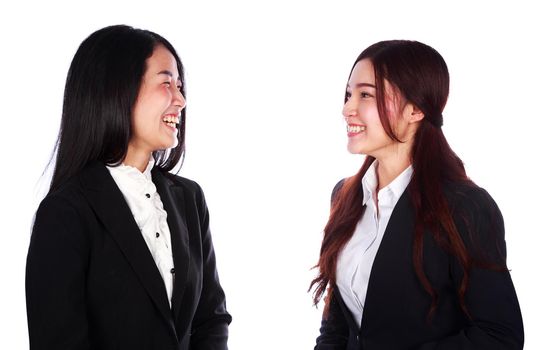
xmin=361 ymin=161 xmax=378 ymax=206
xmin=142 ymin=157 xmax=155 ymax=181
xmin=361 ymin=160 xmax=413 ymax=206
xmin=107 ymin=157 xmax=155 ymax=184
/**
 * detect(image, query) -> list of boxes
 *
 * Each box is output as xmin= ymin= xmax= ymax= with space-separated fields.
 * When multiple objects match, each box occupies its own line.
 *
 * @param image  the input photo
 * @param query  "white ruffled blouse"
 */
xmin=107 ymin=158 xmax=175 ymax=306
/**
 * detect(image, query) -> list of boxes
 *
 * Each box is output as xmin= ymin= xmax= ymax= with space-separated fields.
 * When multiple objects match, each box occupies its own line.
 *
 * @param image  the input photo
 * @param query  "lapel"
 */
xmin=360 ymin=187 xmax=415 ymax=327
xmin=79 ymin=162 xmax=175 ymax=329
xmin=151 ymin=169 xmax=191 ymax=322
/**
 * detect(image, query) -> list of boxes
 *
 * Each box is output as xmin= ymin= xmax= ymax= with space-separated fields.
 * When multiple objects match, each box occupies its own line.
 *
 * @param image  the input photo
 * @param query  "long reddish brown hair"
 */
xmin=310 ymin=40 xmax=503 ymax=320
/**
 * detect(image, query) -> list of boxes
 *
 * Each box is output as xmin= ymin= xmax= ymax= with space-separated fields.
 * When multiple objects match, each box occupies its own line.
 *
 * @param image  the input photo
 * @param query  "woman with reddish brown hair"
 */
xmin=310 ymin=40 xmax=524 ymax=349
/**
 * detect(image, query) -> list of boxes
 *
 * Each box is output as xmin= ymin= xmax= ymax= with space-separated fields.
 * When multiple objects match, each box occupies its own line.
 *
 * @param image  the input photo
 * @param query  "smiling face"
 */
xmin=128 ymin=44 xmax=185 ymax=158
xmin=343 ymin=59 xmax=417 ymax=160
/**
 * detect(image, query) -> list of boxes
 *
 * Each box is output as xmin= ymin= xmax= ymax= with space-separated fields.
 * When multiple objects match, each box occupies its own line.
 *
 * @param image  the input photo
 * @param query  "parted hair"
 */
xmin=49 ymin=25 xmax=186 ymax=193
xmin=310 ymin=40 xmax=505 ymax=320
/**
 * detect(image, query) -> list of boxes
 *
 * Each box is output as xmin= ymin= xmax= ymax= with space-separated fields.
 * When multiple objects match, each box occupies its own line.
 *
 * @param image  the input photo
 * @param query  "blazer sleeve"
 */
xmin=315 ymin=289 xmax=350 ymax=350
xmin=417 ymin=187 xmax=524 ymax=350
xmin=189 ymin=183 xmax=232 ymax=350
xmin=26 ymin=195 xmax=91 ymax=350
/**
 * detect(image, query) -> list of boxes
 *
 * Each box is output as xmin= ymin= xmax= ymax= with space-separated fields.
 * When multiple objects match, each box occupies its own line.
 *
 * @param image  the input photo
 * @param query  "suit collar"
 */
xmin=151 ymin=169 xmax=191 ymax=322
xmin=360 ymin=187 xmax=414 ymax=328
xmin=79 ymin=162 xmax=177 ymax=332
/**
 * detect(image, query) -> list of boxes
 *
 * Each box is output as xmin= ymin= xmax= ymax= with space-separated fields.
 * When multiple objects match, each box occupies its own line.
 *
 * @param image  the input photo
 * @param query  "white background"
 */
xmin=0 ymin=0 xmax=537 ymax=348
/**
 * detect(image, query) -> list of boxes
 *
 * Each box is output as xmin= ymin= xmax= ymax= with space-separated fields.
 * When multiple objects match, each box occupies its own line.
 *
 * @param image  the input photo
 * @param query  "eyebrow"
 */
xmin=157 ymin=70 xmax=182 ymax=86
xmin=158 ymin=70 xmax=181 ymax=80
xmin=347 ymin=83 xmax=376 ymax=89
xmin=157 ymin=70 xmax=174 ymax=77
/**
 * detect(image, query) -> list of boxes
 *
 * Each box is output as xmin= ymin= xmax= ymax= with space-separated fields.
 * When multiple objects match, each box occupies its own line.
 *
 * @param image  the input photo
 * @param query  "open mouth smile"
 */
xmin=163 ymin=114 xmax=180 ymax=128
xmin=347 ymin=123 xmax=366 ymax=136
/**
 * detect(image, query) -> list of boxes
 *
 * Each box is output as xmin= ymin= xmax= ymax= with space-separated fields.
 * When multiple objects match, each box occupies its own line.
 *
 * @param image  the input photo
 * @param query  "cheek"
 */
xmin=363 ymin=107 xmax=383 ymax=128
xmin=155 ymin=88 xmax=172 ymax=105
xmin=131 ymin=112 xmax=157 ymax=139
xmin=133 ymin=95 xmax=166 ymax=124
xmin=365 ymin=116 xmax=393 ymax=143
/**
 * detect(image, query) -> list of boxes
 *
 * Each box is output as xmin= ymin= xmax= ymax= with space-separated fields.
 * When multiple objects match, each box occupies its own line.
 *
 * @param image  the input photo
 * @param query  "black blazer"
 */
xmin=26 ymin=162 xmax=231 ymax=350
xmin=315 ymin=182 xmax=524 ymax=350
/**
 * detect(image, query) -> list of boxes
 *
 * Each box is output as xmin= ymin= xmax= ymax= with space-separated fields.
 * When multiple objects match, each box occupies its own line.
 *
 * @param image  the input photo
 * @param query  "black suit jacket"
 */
xmin=26 ymin=162 xmax=231 ymax=350
xmin=315 ymin=181 xmax=524 ymax=350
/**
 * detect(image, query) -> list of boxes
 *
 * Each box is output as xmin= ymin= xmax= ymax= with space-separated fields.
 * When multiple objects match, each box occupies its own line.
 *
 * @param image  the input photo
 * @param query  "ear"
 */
xmin=404 ymin=103 xmax=425 ymax=124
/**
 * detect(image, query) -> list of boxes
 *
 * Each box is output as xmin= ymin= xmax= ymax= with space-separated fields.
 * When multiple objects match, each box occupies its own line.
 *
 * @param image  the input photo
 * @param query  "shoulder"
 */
xmin=332 ymin=178 xmax=346 ymax=195
xmin=443 ymin=181 xmax=501 ymax=218
xmin=154 ymin=170 xmax=213 ymax=226
xmin=36 ymin=162 xmax=116 ymax=225
xmin=444 ymin=181 xmax=506 ymax=263
xmin=32 ymin=176 xmax=92 ymax=251
xmin=38 ymin=174 xmax=88 ymax=218
xmin=44 ymin=161 xmax=111 ymax=209
xmin=331 ymin=178 xmax=347 ymax=204
xmin=154 ymin=168 xmax=206 ymax=202
xmin=159 ymin=169 xmax=202 ymax=190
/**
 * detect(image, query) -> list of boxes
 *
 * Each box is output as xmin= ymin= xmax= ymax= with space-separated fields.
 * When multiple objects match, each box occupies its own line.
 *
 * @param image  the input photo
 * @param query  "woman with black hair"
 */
xmin=26 ymin=25 xmax=231 ymax=350
xmin=310 ymin=40 xmax=524 ymax=349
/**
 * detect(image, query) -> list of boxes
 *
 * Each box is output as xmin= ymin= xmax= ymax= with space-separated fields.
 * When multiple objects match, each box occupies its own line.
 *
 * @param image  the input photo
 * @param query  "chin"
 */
xmin=347 ymin=143 xmax=364 ymax=155
xmin=158 ymin=137 xmax=178 ymax=150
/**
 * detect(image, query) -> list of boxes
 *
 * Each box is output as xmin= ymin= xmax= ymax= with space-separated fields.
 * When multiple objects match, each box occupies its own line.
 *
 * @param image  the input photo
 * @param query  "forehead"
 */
xmin=348 ymin=58 xmax=402 ymax=103
xmin=349 ymin=59 xmax=375 ymax=85
xmin=145 ymin=44 xmax=179 ymax=77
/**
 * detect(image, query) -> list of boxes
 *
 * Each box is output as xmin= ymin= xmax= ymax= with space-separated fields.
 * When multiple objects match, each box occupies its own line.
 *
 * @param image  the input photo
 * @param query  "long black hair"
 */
xmin=49 ymin=25 xmax=186 ymax=193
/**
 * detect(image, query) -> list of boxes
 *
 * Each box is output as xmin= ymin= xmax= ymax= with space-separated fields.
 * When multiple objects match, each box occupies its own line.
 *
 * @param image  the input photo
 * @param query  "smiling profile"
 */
xmin=25 ymin=25 xmax=231 ymax=350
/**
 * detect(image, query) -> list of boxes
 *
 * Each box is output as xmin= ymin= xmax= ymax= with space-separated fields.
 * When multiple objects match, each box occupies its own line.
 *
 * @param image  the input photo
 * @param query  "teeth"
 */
xmin=347 ymin=125 xmax=366 ymax=133
xmin=163 ymin=115 xmax=180 ymax=125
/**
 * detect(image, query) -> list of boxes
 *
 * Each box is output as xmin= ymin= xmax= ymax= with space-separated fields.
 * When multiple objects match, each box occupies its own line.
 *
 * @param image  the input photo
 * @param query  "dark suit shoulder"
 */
xmin=443 ymin=182 xmax=501 ymax=225
xmin=31 ymin=177 xmax=92 ymax=259
xmin=331 ymin=178 xmax=347 ymax=205
xmin=443 ymin=181 xmax=506 ymax=265
xmin=443 ymin=181 xmax=494 ymax=199
xmin=156 ymin=169 xmax=204 ymax=195
xmin=154 ymin=169 xmax=209 ymax=213
xmin=39 ymin=175 xmax=88 ymax=216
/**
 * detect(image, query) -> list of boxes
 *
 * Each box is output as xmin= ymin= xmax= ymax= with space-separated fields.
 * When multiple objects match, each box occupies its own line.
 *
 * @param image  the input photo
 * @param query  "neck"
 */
xmin=374 ymin=142 xmax=413 ymax=190
xmin=376 ymin=157 xmax=411 ymax=190
xmin=124 ymin=145 xmax=151 ymax=173
xmin=373 ymin=126 xmax=417 ymax=190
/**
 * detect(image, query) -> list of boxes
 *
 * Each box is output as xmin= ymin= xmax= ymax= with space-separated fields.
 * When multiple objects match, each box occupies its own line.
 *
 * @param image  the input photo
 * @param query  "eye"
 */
xmin=345 ymin=91 xmax=351 ymax=100
xmin=163 ymin=81 xmax=171 ymax=87
xmin=360 ymin=91 xmax=372 ymax=98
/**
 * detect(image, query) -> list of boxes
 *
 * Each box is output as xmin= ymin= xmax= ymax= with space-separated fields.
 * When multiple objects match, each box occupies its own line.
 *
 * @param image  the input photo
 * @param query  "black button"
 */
xmin=156 ymin=232 xmax=160 ymax=238
xmin=145 ymin=193 xmax=150 ymax=198
xmin=170 ymin=268 xmax=175 ymax=274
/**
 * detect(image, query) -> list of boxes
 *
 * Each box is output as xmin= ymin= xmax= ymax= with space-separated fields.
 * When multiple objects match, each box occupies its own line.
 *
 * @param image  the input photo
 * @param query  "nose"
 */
xmin=342 ymin=99 xmax=358 ymax=120
xmin=173 ymin=85 xmax=186 ymax=109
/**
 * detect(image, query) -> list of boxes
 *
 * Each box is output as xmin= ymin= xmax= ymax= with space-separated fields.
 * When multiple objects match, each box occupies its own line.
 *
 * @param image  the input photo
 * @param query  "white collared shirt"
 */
xmin=106 ymin=159 xmax=175 ymax=306
xmin=336 ymin=160 xmax=413 ymax=328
